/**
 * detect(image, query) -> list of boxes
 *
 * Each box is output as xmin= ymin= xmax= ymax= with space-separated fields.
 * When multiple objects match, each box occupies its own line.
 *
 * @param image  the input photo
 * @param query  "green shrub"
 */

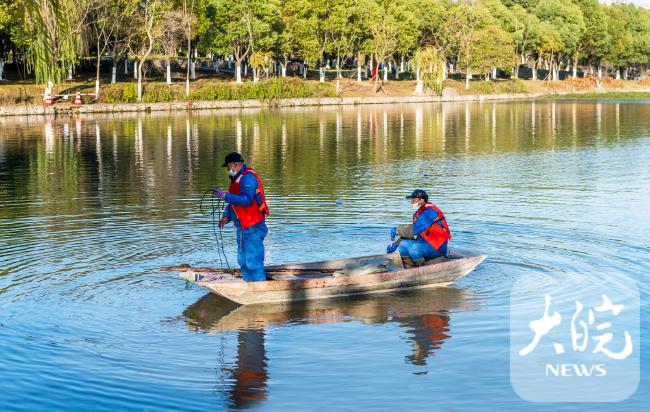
xmin=142 ymin=84 xmax=176 ymax=102
xmin=469 ymin=80 xmax=495 ymax=94
xmin=101 ymin=83 xmax=138 ymax=103
xmin=186 ymin=78 xmax=336 ymax=102
xmin=496 ymin=79 xmax=527 ymax=94
xmin=100 ymin=78 xmax=337 ymax=103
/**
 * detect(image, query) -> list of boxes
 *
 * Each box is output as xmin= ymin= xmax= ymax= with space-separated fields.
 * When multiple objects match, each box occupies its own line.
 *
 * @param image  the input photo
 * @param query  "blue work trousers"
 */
xmin=399 ymin=239 xmax=447 ymax=260
xmin=236 ymin=222 xmax=268 ymax=282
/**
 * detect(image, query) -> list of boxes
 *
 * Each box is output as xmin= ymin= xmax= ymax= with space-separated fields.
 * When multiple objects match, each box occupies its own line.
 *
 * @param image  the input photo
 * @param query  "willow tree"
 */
xmin=23 ymin=0 xmax=89 ymax=91
xmin=412 ymin=46 xmax=444 ymax=95
xmin=250 ymin=50 xmax=273 ymax=81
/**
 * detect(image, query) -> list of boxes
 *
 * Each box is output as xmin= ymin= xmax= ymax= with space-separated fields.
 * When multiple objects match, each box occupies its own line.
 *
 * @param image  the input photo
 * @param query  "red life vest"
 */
xmin=412 ymin=202 xmax=451 ymax=250
xmin=228 ymin=167 xmax=269 ymax=230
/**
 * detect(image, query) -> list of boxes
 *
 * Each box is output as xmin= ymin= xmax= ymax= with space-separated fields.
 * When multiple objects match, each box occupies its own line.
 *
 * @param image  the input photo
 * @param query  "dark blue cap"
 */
xmin=222 ymin=152 xmax=244 ymax=167
xmin=405 ymin=189 xmax=428 ymax=202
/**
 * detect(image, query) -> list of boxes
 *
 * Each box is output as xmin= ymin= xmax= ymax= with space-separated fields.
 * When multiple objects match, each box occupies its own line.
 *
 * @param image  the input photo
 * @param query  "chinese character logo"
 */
xmin=510 ymin=276 xmax=639 ymax=402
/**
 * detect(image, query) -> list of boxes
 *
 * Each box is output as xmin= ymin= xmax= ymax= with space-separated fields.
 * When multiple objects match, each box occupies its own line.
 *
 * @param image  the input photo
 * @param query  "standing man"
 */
xmin=212 ymin=152 xmax=270 ymax=282
xmin=397 ymin=189 xmax=451 ymax=266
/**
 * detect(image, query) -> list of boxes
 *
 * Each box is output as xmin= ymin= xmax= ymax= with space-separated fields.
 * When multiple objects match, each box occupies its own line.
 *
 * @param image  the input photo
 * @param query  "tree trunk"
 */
xmin=111 ymin=63 xmax=116 ymax=84
xmin=383 ymin=63 xmax=388 ymax=81
xmin=532 ymin=59 xmax=537 ymax=80
xmin=336 ymin=54 xmax=342 ymax=78
xmin=167 ymin=60 xmax=172 ymax=85
xmin=303 ymin=63 xmax=307 ymax=79
xmin=414 ymin=64 xmax=423 ymax=95
xmin=615 ymin=68 xmax=621 ymax=80
xmin=465 ymin=67 xmax=471 ymax=90
xmin=67 ymin=67 xmax=73 ymax=80
xmin=491 ymin=67 xmax=497 ymax=81
xmin=0 ymin=58 xmax=4 ymax=81
xmin=319 ymin=61 xmax=325 ymax=82
xmin=597 ymin=65 xmax=602 ymax=79
xmin=235 ymin=59 xmax=242 ymax=83
xmin=281 ymin=55 xmax=287 ymax=77
xmin=400 ymin=57 xmax=404 ymax=73
xmin=186 ymin=42 xmax=192 ymax=97
xmin=357 ymin=53 xmax=363 ymax=82
xmin=95 ymin=38 xmax=101 ymax=96
xmin=124 ymin=59 xmax=128 ymax=75
xmin=572 ymin=52 xmax=578 ymax=79
xmin=137 ymin=61 xmax=143 ymax=101
xmin=624 ymin=66 xmax=628 ymax=80
xmin=133 ymin=61 xmax=138 ymax=80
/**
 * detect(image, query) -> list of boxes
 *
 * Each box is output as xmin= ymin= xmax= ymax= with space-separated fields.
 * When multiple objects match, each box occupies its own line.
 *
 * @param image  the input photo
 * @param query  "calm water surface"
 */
xmin=1 ymin=100 xmax=649 ymax=410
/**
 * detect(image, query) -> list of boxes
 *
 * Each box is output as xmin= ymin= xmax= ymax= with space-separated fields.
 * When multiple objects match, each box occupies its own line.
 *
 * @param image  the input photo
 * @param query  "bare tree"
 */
xmin=182 ymin=0 xmax=196 ymax=96
xmin=161 ymin=10 xmax=185 ymax=85
xmin=129 ymin=0 xmax=163 ymax=101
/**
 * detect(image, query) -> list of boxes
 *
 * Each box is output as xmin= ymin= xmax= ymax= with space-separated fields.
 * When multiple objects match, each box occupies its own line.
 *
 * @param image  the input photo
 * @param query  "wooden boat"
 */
xmin=161 ymin=250 xmax=486 ymax=305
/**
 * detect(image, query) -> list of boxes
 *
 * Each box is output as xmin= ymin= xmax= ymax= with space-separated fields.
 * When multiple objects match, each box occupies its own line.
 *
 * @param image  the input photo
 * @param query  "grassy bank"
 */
xmin=2 ymin=76 xmax=650 ymax=107
xmin=549 ymin=91 xmax=650 ymax=99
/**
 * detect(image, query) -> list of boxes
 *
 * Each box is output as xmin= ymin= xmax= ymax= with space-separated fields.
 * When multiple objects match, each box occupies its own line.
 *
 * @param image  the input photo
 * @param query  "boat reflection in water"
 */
xmin=182 ymin=287 xmax=480 ymax=409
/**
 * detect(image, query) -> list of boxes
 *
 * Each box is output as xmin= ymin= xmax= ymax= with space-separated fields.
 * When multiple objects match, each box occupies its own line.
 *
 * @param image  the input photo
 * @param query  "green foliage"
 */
xmin=101 ymin=83 xmax=138 ymax=103
xmin=496 ymin=79 xmax=527 ymax=93
xmin=468 ymin=81 xmax=494 ymax=94
xmin=413 ymin=46 xmax=444 ymax=94
xmin=22 ymin=0 xmax=86 ymax=84
xmin=99 ymin=78 xmax=336 ymax=104
xmin=142 ymin=84 xmax=176 ymax=102
xmin=3 ymin=0 xmax=650 ymax=88
xmin=532 ymin=0 xmax=585 ymax=53
xmin=204 ymin=0 xmax=278 ymax=62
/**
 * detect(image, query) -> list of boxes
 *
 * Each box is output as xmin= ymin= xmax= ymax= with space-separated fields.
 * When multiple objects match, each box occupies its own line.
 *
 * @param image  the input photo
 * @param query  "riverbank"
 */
xmin=2 ymin=78 xmax=650 ymax=117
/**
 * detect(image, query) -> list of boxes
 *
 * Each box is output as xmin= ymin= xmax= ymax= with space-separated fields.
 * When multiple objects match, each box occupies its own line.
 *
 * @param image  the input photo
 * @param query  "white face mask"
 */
xmin=228 ymin=168 xmax=238 ymax=177
xmin=412 ymin=202 xmax=421 ymax=212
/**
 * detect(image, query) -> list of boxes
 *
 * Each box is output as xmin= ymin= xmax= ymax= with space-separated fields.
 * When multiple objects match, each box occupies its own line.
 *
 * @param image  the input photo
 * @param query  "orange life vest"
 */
xmin=228 ymin=167 xmax=269 ymax=230
xmin=412 ymin=202 xmax=451 ymax=250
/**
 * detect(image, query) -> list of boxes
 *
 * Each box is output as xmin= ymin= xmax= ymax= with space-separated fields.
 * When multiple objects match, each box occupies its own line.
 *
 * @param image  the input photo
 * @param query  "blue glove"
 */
xmin=386 ymin=241 xmax=399 ymax=253
xmin=390 ymin=226 xmax=397 ymax=240
xmin=212 ymin=188 xmax=226 ymax=200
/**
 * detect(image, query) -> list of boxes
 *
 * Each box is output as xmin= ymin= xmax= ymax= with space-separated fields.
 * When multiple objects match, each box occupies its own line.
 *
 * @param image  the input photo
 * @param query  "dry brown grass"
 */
xmin=337 ymin=78 xmax=418 ymax=97
xmin=0 ymin=85 xmax=37 ymax=105
xmin=601 ymin=77 xmax=624 ymax=89
xmin=638 ymin=77 xmax=650 ymax=86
